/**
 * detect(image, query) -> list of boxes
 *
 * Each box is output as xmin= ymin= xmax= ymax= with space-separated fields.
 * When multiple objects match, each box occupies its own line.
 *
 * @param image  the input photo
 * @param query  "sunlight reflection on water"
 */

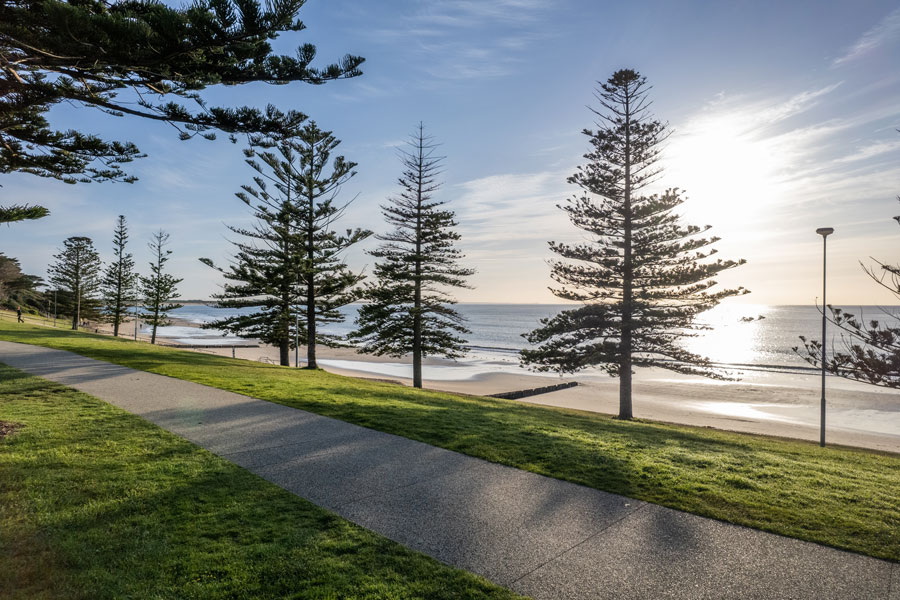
xmin=683 ymin=304 xmax=771 ymax=365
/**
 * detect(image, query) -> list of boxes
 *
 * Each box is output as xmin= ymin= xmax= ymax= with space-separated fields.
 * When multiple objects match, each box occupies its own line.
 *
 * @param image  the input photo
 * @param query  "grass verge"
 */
xmin=1 ymin=321 xmax=898 ymax=562
xmin=0 ymin=363 xmax=522 ymax=599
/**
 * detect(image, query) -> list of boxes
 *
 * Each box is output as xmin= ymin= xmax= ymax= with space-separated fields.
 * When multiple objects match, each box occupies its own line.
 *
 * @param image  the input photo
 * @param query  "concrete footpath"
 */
xmin=0 ymin=341 xmax=896 ymax=600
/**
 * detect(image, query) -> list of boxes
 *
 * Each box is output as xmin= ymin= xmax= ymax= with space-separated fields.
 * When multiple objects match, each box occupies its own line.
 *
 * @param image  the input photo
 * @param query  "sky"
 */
xmin=3 ymin=0 xmax=900 ymax=305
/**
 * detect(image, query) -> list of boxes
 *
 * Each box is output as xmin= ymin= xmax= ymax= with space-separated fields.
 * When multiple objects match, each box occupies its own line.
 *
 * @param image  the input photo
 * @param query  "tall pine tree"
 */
xmin=522 ymin=69 xmax=746 ymax=419
xmin=352 ymin=123 xmax=473 ymax=388
xmin=140 ymin=230 xmax=183 ymax=344
xmin=201 ymin=177 xmax=300 ymax=365
xmin=295 ymin=123 xmax=371 ymax=368
xmin=48 ymin=236 xmax=102 ymax=330
xmin=203 ymin=122 xmax=370 ymax=366
xmin=101 ymin=215 xmax=138 ymax=336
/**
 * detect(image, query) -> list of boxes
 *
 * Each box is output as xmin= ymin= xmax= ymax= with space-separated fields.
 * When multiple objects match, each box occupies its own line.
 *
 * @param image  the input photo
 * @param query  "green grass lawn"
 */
xmin=0 ymin=364 xmax=523 ymax=599
xmin=1 ymin=320 xmax=898 ymax=563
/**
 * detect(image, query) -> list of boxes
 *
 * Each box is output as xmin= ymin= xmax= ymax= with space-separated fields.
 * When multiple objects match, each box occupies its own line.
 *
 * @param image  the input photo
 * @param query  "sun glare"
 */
xmin=664 ymin=114 xmax=785 ymax=231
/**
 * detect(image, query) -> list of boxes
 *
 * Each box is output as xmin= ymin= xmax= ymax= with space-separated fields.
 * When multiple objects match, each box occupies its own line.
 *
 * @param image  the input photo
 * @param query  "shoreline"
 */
xmin=68 ymin=313 xmax=900 ymax=454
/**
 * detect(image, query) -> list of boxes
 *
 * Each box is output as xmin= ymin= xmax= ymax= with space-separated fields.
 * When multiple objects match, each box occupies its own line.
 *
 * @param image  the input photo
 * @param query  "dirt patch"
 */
xmin=0 ymin=420 xmax=23 ymax=440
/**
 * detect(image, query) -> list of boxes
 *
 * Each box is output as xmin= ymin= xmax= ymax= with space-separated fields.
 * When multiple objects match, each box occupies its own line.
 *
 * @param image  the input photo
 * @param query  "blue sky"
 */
xmin=3 ymin=0 xmax=900 ymax=304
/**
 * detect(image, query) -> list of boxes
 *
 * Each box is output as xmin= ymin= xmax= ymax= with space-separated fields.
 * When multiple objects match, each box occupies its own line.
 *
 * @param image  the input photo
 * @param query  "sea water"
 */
xmin=146 ymin=303 xmax=900 ymax=445
xmin=150 ymin=303 xmax=900 ymax=373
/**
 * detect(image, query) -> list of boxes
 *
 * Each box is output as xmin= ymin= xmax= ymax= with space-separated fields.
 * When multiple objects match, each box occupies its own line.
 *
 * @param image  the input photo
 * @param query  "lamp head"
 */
xmin=816 ymin=227 xmax=834 ymax=238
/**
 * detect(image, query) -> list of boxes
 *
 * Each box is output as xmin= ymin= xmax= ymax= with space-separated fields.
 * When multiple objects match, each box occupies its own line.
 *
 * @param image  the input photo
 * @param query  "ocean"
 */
xmin=149 ymin=303 xmax=900 ymax=374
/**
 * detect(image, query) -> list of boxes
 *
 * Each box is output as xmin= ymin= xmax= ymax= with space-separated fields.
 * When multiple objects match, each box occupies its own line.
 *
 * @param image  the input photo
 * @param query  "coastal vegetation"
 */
xmin=522 ymin=69 xmax=747 ymax=419
xmin=0 ymin=363 xmax=520 ymax=599
xmin=202 ymin=122 xmax=371 ymax=367
xmin=1 ymin=320 xmax=897 ymax=563
xmin=0 ymin=0 xmax=363 ymax=223
xmin=138 ymin=230 xmax=183 ymax=345
xmin=0 ymin=254 xmax=43 ymax=314
xmin=352 ymin=123 xmax=474 ymax=388
xmin=100 ymin=216 xmax=138 ymax=337
xmin=47 ymin=236 xmax=103 ymax=330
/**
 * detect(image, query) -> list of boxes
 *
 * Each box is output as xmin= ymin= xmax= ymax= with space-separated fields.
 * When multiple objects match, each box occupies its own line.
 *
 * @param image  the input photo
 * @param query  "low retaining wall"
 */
xmin=490 ymin=381 xmax=578 ymax=400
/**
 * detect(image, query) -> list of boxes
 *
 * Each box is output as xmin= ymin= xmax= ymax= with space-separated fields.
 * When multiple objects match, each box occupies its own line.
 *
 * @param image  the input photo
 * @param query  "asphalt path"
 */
xmin=1 ymin=340 xmax=896 ymax=600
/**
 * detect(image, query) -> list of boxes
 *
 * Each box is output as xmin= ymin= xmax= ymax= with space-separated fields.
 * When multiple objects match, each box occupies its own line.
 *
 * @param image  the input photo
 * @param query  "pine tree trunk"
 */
xmin=113 ymin=263 xmax=122 ymax=337
xmin=413 ymin=281 xmax=422 ymax=388
xmin=305 ymin=235 xmax=316 ymax=369
xmin=73 ymin=280 xmax=81 ymax=330
xmin=618 ymin=85 xmax=634 ymax=420
xmin=619 ymin=340 xmax=633 ymax=418
xmin=412 ymin=142 xmax=424 ymax=389
xmin=279 ymin=338 xmax=290 ymax=366
xmin=304 ymin=151 xmax=318 ymax=371
xmin=113 ymin=294 xmax=120 ymax=337
xmin=72 ymin=287 xmax=80 ymax=330
xmin=151 ymin=304 xmax=159 ymax=344
xmin=72 ymin=257 xmax=81 ymax=330
xmin=279 ymin=287 xmax=290 ymax=366
xmin=306 ymin=282 xmax=316 ymax=368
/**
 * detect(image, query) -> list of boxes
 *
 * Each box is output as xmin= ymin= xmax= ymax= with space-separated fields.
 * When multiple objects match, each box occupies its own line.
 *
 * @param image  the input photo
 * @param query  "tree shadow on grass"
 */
xmin=4 ymin=330 xmax=899 ymax=561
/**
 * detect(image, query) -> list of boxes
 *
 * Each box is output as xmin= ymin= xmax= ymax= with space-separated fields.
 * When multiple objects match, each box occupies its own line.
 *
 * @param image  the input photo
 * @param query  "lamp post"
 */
xmin=816 ymin=227 xmax=834 ymax=447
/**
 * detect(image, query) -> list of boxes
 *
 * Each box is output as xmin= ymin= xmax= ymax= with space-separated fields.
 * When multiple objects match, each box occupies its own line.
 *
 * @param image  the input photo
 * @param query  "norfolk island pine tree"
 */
xmin=202 ymin=122 xmax=370 ymax=367
xmin=140 ymin=230 xmax=183 ymax=345
xmin=522 ymin=69 xmax=747 ymax=419
xmin=0 ymin=0 xmax=364 ymax=223
xmin=101 ymin=216 xmax=138 ymax=337
xmin=352 ymin=123 xmax=473 ymax=388
xmin=48 ymin=236 xmax=102 ymax=330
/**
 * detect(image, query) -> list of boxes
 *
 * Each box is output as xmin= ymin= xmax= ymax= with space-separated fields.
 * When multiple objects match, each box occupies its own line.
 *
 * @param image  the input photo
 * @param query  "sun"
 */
xmin=662 ymin=113 xmax=785 ymax=231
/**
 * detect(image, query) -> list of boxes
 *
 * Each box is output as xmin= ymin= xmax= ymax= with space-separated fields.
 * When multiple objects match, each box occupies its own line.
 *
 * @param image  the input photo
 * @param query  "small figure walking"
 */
xmin=16 ymin=306 xmax=24 ymax=323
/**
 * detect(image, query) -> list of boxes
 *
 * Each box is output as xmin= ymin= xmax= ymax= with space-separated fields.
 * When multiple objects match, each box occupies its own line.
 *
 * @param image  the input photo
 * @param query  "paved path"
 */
xmin=1 ymin=341 xmax=896 ymax=600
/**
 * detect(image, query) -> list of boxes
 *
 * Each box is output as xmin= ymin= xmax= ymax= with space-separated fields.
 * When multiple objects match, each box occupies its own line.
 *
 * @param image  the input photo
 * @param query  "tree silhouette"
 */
xmin=1 ymin=0 xmax=364 ymax=220
xmin=522 ymin=69 xmax=746 ymax=419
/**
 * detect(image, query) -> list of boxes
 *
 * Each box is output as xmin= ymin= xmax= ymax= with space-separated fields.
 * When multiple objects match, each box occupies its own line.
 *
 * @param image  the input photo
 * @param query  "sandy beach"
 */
xmin=52 ymin=312 xmax=900 ymax=454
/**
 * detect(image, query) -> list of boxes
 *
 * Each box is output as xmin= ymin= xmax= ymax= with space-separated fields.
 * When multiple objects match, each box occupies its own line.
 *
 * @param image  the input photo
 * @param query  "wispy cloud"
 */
xmin=412 ymin=0 xmax=550 ymax=26
xmin=833 ymin=7 xmax=900 ymax=66
xmin=694 ymin=83 xmax=843 ymax=133
xmin=360 ymin=0 xmax=556 ymax=82
xmin=447 ymin=167 xmax=574 ymax=301
xmin=759 ymin=83 xmax=843 ymax=123
xmin=833 ymin=139 xmax=900 ymax=163
xmin=453 ymin=169 xmax=571 ymax=246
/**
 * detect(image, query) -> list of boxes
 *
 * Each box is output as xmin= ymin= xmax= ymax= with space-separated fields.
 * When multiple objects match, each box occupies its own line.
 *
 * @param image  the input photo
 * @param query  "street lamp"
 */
xmin=816 ymin=227 xmax=834 ymax=447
